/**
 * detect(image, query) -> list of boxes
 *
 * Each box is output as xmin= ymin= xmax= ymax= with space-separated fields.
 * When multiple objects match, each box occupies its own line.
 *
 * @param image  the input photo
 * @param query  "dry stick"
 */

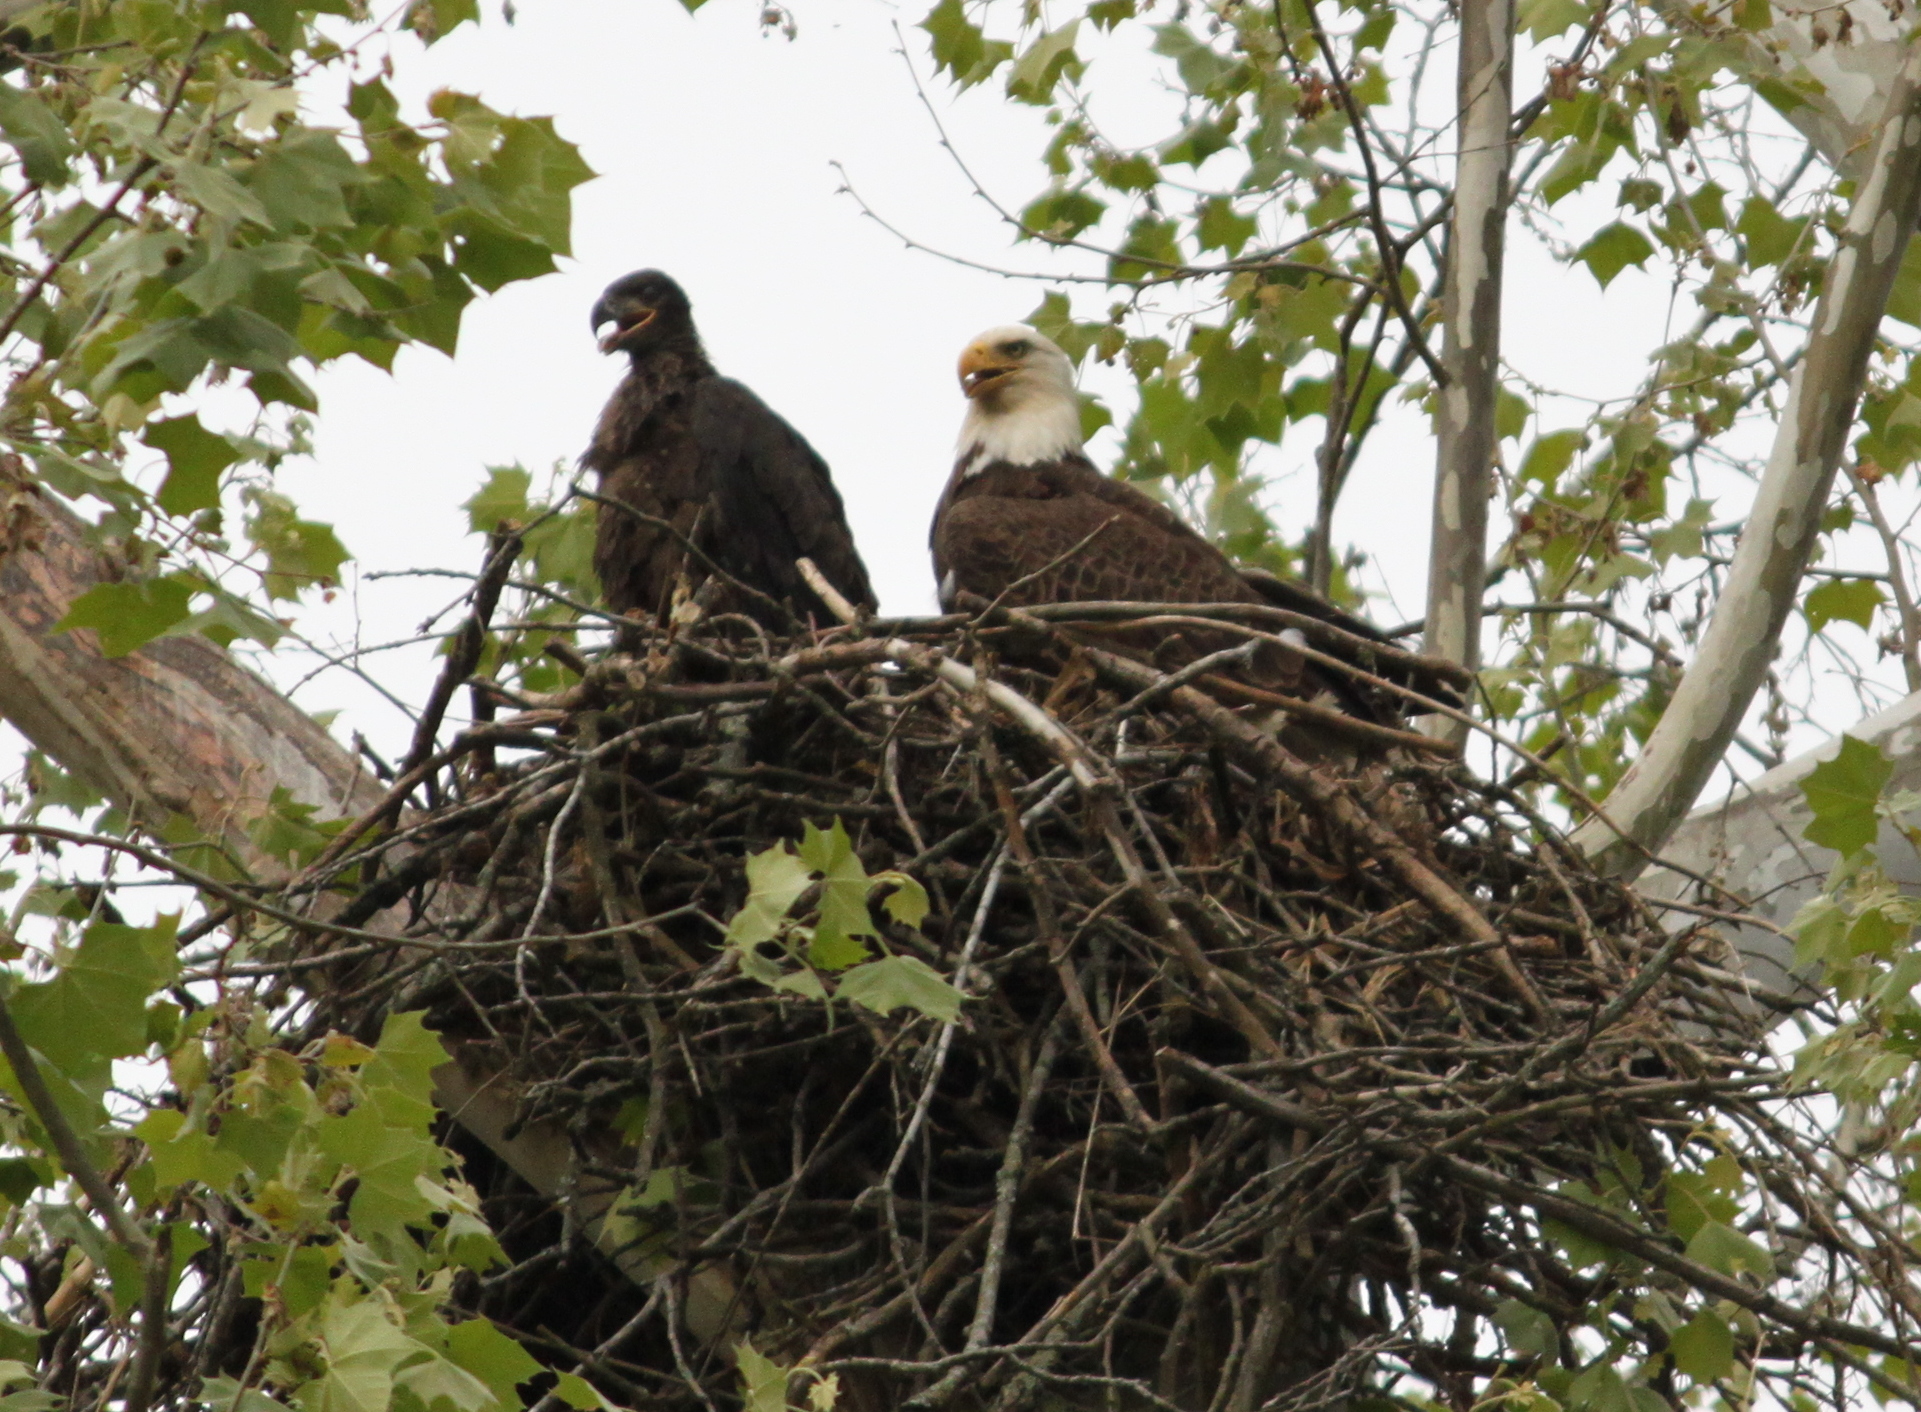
xmin=978 ymin=726 xmax=1156 ymax=1135
xmin=797 ymin=563 xmax=1283 ymax=1069
xmin=1023 ymin=599 xmax=1471 ymax=688
xmin=1194 ymin=672 xmax=1458 ymax=758
xmin=0 ymin=995 xmax=168 ymax=1412
xmin=917 ymin=1018 xmax=1068 ymax=1411
xmin=1062 ymin=638 xmax=1549 ymax=1024
xmin=396 ymin=529 xmax=523 ymax=808
xmin=1161 ymin=1051 xmax=1921 ymax=1364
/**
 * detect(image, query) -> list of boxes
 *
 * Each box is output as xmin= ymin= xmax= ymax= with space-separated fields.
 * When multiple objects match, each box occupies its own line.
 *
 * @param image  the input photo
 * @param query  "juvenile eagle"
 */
xmin=930 ymin=324 xmax=1449 ymax=718
xmin=584 ymin=270 xmax=875 ymax=626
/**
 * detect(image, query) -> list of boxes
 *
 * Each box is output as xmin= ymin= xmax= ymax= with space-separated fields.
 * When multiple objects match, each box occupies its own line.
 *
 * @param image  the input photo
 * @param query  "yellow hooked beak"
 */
xmin=959 ymin=341 xmax=1020 ymax=399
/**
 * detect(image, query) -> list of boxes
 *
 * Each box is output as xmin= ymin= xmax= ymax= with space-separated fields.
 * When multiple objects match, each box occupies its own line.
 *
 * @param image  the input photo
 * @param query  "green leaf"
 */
xmin=1684 ymin=1220 xmax=1774 ymax=1281
xmin=1568 ymin=1364 xmax=1632 ymax=1412
xmin=919 ymin=0 xmax=1010 ymax=85
xmin=199 ymin=1378 xmax=290 ymax=1412
xmin=1494 ymin=1298 xmax=1557 ymax=1358
xmin=11 ymin=918 xmax=177 ymax=1073
xmin=243 ymin=132 xmax=362 ymax=231
xmin=0 ymin=84 xmax=73 ymax=187
xmin=835 ymin=955 xmax=965 ymax=1024
xmin=1575 ymin=222 xmax=1655 ymax=288
xmin=1196 ymin=197 xmax=1257 ymax=255
xmin=1007 ymin=22 xmax=1081 ymax=104
xmin=551 ymin=1373 xmax=614 ymax=1412
xmin=306 ymin=1298 xmax=421 ymax=1412
xmin=735 ymin=1341 xmax=791 ymax=1412
xmin=876 ymin=872 xmax=930 ymax=929
xmin=1519 ymin=0 xmax=1587 ymax=41
xmin=362 ymin=1011 xmax=452 ymax=1114
xmin=806 ymin=930 xmax=870 ymax=973
xmin=171 ymin=160 xmax=273 ymax=229
xmin=727 ymin=843 xmax=813 ymax=947
xmin=394 ymin=1351 xmax=498 ymax=1412
xmin=443 ymin=1320 xmax=540 ymax=1411
xmin=247 ymin=491 xmax=351 ymax=599
xmin=1020 ymin=187 xmax=1105 ymax=242
xmin=1520 ymin=429 xmax=1586 ymax=486
xmin=1804 ymin=576 xmax=1884 ymax=634
xmin=54 ymin=577 xmax=194 ymax=657
xmin=464 ymin=466 xmax=531 ymax=533
xmin=1736 ymin=196 xmax=1806 ymax=267
xmin=1800 ymin=734 xmax=1892 ymax=856
xmin=1665 ymin=1169 xmax=1737 ymax=1241
xmin=1669 ymin=1309 xmax=1734 ymax=1383
xmin=145 ymin=414 xmax=239 ymax=516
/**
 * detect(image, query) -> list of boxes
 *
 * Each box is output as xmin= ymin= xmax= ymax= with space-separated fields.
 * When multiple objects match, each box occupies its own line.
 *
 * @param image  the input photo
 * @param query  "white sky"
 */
xmin=257 ymin=0 xmax=1855 ymax=780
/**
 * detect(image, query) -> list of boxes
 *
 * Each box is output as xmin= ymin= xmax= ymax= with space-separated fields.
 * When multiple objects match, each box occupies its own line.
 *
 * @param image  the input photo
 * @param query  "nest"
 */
xmin=303 ymin=604 xmax=1807 ymax=1412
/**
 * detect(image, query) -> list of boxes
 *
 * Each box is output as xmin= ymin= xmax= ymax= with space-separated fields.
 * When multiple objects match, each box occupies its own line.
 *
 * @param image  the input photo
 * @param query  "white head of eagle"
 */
xmin=954 ymin=325 xmax=1083 ymax=476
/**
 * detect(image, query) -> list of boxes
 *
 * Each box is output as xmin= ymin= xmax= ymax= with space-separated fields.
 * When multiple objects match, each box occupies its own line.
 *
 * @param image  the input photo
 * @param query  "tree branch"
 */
xmin=1572 ymin=46 xmax=1921 ymax=875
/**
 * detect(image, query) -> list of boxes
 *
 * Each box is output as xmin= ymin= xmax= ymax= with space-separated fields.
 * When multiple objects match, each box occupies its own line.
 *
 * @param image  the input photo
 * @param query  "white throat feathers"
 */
xmin=954 ymin=324 xmax=1084 ymax=476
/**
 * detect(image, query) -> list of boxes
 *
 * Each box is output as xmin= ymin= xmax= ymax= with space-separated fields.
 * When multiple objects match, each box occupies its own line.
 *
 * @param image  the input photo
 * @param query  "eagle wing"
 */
xmin=933 ymin=455 xmax=1263 ymax=608
xmin=934 ymin=454 xmax=1313 ymax=694
xmin=587 ymin=400 xmax=707 ymax=621
xmin=692 ymin=378 xmax=877 ymax=619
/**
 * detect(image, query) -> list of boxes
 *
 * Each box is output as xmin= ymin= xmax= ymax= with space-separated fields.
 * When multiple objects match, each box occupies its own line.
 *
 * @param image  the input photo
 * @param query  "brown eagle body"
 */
xmin=583 ymin=270 xmax=875 ymax=627
xmin=933 ymin=453 xmax=1271 ymax=612
xmin=929 ymin=324 xmax=1318 ymax=698
xmin=930 ymin=325 xmax=1454 ymax=724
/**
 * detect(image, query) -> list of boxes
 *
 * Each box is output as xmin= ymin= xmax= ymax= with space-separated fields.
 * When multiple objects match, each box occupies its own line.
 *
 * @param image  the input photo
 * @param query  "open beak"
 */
xmin=593 ymin=301 xmax=657 ymax=354
xmin=959 ymin=342 xmax=1018 ymax=399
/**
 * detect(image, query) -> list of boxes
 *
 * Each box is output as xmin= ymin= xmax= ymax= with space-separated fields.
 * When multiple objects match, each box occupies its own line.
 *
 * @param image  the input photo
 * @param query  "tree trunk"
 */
xmin=1422 ymin=0 xmax=1515 ymax=741
xmin=0 ymin=463 xmax=703 ymax=1315
xmin=1571 ymin=47 xmax=1921 ymax=877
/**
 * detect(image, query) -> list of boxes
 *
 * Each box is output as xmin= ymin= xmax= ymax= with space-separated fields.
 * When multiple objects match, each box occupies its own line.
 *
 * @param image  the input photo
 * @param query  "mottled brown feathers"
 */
xmin=932 ymin=452 xmax=1310 ymax=695
xmin=582 ymin=271 xmax=875 ymax=628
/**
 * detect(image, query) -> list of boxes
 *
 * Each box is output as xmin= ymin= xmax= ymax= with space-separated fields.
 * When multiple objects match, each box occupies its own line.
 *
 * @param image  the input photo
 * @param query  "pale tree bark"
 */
xmin=1572 ymin=51 xmax=1921 ymax=877
xmin=0 ymin=465 xmax=738 ymax=1332
xmin=1642 ymin=689 xmax=1921 ymax=1007
xmin=1422 ymin=0 xmax=1515 ymax=741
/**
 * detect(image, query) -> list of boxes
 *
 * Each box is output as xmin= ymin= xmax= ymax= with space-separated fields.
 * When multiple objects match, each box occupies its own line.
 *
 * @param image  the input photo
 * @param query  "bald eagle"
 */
xmin=584 ymin=270 xmax=876 ymax=628
xmin=931 ymin=325 xmax=1448 ymax=719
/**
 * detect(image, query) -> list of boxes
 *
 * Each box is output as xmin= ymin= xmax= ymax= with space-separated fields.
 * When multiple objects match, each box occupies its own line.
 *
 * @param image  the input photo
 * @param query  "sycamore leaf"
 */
xmin=145 ymin=414 xmax=239 ymax=516
xmin=465 ymin=466 xmax=531 ymax=532
xmin=1493 ymin=1298 xmax=1557 ymax=1359
xmin=1575 ymin=222 xmax=1655 ymax=288
xmin=728 ymin=843 xmax=813 ymax=947
xmin=1804 ymin=577 xmax=1884 ymax=633
xmin=1685 ymin=1220 xmax=1773 ymax=1281
xmin=736 ymin=1342 xmax=791 ymax=1412
xmin=443 ymin=1319 xmax=541 ymax=1411
xmin=875 ymin=872 xmax=930 ymax=929
xmin=1669 ymin=1309 xmax=1734 ymax=1382
xmin=835 ymin=956 xmax=965 ymax=1024
xmin=11 ymin=918 xmax=178 ymax=1071
xmin=1800 ymin=734 xmax=1891 ymax=856
xmin=55 ymin=577 xmax=195 ymax=657
xmin=551 ymin=1373 xmax=615 ymax=1412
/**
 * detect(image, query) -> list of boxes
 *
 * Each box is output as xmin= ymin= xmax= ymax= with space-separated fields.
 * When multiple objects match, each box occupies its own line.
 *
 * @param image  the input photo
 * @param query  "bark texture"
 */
xmin=1422 ymin=0 xmax=1515 ymax=740
xmin=1573 ymin=52 xmax=1921 ymax=875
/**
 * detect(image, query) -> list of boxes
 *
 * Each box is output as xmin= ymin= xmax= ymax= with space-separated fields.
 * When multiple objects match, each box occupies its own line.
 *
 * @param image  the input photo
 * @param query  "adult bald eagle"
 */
xmin=931 ymin=325 xmax=1451 ymax=719
xmin=584 ymin=270 xmax=876 ymax=628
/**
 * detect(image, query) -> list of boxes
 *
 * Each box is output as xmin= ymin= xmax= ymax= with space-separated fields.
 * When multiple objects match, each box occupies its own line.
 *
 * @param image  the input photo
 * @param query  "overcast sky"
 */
xmin=264 ymin=0 xmax=1746 ymax=768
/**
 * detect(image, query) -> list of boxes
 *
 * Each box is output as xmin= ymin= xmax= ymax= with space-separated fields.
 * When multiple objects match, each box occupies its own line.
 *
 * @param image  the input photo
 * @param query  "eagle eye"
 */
xmin=1002 ymin=340 xmax=1031 ymax=358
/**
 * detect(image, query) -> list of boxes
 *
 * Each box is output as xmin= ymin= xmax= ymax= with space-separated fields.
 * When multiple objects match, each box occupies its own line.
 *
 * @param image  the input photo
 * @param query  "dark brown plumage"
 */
xmin=583 ymin=270 xmax=875 ymax=627
xmin=932 ymin=325 xmax=1457 ymax=723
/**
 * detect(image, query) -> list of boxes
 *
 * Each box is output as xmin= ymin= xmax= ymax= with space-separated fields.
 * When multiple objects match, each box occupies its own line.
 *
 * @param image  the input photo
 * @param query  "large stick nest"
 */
xmin=305 ymin=605 xmax=1830 ymax=1412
